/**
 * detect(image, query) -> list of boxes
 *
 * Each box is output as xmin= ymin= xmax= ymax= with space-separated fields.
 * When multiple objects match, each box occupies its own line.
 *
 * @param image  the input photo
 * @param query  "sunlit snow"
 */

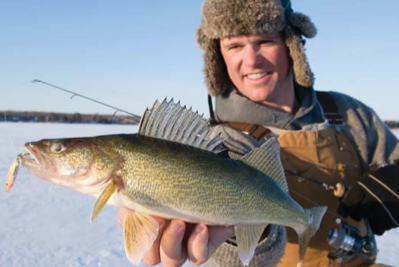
xmin=0 ymin=123 xmax=398 ymax=266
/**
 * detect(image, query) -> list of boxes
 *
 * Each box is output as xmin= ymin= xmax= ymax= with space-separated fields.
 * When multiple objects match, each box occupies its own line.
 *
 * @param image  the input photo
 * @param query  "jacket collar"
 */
xmin=215 ymin=85 xmax=324 ymax=130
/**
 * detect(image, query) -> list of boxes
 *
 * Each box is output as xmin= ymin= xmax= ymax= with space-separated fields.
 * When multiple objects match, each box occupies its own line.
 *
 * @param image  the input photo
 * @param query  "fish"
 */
xmin=7 ymin=99 xmax=326 ymax=267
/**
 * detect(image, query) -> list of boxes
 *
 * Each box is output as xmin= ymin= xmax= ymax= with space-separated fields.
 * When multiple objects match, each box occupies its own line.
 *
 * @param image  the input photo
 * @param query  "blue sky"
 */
xmin=1 ymin=0 xmax=398 ymax=120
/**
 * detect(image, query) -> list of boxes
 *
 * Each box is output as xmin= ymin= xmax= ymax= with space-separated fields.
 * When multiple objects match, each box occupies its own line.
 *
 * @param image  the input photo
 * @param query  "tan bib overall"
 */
xmin=276 ymin=128 xmax=374 ymax=267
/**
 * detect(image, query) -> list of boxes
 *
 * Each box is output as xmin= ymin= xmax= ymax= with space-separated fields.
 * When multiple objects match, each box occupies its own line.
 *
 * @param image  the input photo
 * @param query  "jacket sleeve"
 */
xmin=330 ymin=92 xmax=399 ymax=169
xmin=332 ymin=92 xmax=399 ymax=235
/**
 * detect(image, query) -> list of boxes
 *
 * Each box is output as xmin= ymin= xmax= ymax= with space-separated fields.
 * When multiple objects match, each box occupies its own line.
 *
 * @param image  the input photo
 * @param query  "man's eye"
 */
xmin=259 ymin=40 xmax=272 ymax=45
xmin=228 ymin=45 xmax=240 ymax=50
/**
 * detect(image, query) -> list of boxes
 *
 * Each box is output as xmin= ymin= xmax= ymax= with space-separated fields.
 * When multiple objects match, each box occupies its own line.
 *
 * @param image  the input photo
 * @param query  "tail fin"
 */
xmin=297 ymin=206 xmax=327 ymax=267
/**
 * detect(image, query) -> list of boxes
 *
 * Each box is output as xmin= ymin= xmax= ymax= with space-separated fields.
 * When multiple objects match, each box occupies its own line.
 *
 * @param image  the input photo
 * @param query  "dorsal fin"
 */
xmin=138 ymin=98 xmax=225 ymax=154
xmin=241 ymin=137 xmax=288 ymax=192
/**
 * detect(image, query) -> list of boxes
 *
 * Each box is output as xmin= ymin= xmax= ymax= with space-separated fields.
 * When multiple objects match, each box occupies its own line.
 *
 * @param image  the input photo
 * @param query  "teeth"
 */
xmin=247 ymin=72 xmax=267 ymax=80
xmin=23 ymin=147 xmax=39 ymax=164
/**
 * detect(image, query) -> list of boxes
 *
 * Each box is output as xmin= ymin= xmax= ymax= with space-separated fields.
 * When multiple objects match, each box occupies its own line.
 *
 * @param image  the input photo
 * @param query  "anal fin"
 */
xmin=235 ymin=224 xmax=268 ymax=266
xmin=123 ymin=209 xmax=159 ymax=265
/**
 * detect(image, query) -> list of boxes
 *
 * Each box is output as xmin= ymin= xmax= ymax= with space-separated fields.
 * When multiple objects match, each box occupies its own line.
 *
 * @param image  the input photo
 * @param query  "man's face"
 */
xmin=220 ymin=33 xmax=292 ymax=105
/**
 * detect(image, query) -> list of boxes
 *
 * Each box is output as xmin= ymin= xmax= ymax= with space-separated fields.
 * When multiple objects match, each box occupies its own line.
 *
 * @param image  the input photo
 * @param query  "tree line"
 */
xmin=0 ymin=111 xmax=140 ymax=125
xmin=385 ymin=121 xmax=399 ymax=129
xmin=1 ymin=111 xmax=398 ymax=128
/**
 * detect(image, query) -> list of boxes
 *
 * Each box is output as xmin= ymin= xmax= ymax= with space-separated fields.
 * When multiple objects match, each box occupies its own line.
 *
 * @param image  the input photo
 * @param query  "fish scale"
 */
xmin=6 ymin=99 xmax=326 ymax=267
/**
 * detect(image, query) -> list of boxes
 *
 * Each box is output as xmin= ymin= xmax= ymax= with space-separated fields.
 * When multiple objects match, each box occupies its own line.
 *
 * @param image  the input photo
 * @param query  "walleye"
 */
xmin=6 ymin=99 xmax=326 ymax=267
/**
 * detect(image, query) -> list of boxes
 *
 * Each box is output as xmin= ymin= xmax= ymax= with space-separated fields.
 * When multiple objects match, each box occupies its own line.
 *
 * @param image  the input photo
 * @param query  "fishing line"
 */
xmin=32 ymin=79 xmax=141 ymax=124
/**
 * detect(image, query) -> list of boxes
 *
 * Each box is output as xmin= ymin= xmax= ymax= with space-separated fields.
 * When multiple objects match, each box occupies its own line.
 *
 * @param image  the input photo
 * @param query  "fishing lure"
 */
xmin=5 ymin=153 xmax=25 ymax=192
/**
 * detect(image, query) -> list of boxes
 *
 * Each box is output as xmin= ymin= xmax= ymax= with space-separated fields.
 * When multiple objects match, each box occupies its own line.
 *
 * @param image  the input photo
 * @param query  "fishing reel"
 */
xmin=327 ymin=220 xmax=377 ymax=263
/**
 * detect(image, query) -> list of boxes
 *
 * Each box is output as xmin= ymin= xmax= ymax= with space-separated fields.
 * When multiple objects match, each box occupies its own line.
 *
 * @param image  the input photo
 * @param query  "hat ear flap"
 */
xmin=202 ymin=39 xmax=232 ymax=96
xmin=285 ymin=26 xmax=315 ymax=88
xmin=288 ymin=12 xmax=317 ymax=38
xmin=196 ymin=27 xmax=208 ymax=50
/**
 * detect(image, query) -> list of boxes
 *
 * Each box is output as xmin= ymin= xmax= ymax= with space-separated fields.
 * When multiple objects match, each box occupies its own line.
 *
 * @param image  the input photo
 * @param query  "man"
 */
xmin=120 ymin=0 xmax=399 ymax=266
xmin=196 ymin=0 xmax=399 ymax=266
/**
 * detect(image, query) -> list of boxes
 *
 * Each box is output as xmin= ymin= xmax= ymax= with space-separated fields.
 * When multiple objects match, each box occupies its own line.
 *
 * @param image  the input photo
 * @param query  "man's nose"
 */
xmin=243 ymin=45 xmax=262 ymax=67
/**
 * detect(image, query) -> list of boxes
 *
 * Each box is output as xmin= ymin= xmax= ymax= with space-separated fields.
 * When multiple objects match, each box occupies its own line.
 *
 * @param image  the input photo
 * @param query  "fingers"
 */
xmin=117 ymin=209 xmax=233 ymax=267
xmin=118 ymin=208 xmax=168 ymax=266
xmin=187 ymin=224 xmax=209 ymax=265
xmin=338 ymin=183 xmax=365 ymax=218
xmin=159 ymin=220 xmax=187 ymax=267
xmin=187 ymin=224 xmax=234 ymax=265
xmin=142 ymin=217 xmax=167 ymax=266
xmin=207 ymin=225 xmax=235 ymax=255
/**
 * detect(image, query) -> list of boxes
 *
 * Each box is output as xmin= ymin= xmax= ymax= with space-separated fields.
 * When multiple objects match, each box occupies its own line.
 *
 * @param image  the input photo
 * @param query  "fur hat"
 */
xmin=196 ymin=0 xmax=317 ymax=96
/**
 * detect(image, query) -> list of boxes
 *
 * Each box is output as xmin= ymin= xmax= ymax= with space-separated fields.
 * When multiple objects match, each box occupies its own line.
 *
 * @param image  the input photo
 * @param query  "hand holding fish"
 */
xmin=118 ymin=208 xmax=234 ymax=266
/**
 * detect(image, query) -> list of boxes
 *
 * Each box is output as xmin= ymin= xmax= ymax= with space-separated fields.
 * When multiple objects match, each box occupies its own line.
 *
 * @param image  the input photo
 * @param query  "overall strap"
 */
xmin=221 ymin=121 xmax=270 ymax=140
xmin=315 ymin=91 xmax=344 ymax=125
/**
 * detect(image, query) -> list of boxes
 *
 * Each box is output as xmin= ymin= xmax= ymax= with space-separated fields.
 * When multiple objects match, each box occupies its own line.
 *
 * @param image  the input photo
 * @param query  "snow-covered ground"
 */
xmin=0 ymin=123 xmax=398 ymax=267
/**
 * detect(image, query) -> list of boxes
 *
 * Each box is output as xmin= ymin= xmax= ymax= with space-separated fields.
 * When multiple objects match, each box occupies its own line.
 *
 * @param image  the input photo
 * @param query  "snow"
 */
xmin=0 ymin=123 xmax=398 ymax=267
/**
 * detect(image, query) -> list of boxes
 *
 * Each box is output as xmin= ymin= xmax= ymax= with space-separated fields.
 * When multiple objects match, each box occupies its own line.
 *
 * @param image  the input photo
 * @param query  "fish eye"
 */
xmin=50 ymin=142 xmax=65 ymax=153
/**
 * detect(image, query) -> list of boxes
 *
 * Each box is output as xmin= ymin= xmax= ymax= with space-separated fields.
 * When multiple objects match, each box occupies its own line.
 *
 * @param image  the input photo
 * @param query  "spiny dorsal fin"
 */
xmin=138 ymin=98 xmax=225 ymax=154
xmin=241 ymin=137 xmax=288 ymax=192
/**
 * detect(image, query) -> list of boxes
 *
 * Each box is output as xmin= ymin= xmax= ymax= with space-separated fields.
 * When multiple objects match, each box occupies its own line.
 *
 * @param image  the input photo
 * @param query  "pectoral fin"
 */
xmin=90 ymin=180 xmax=117 ymax=223
xmin=123 ymin=209 xmax=159 ymax=265
xmin=235 ymin=224 xmax=268 ymax=266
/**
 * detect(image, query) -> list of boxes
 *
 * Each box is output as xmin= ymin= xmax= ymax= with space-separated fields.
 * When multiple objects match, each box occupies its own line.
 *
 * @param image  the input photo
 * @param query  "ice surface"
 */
xmin=0 ymin=123 xmax=398 ymax=267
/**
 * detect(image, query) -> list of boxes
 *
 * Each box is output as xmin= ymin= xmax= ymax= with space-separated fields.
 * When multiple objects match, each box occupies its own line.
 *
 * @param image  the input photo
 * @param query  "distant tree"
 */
xmin=37 ymin=115 xmax=45 ymax=122
xmin=72 ymin=113 xmax=82 ymax=123
xmin=385 ymin=121 xmax=399 ymax=129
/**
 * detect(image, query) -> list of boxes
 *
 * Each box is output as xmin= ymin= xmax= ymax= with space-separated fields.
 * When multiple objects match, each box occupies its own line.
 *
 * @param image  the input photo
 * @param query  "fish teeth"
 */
xmin=23 ymin=147 xmax=39 ymax=165
xmin=247 ymin=72 xmax=267 ymax=80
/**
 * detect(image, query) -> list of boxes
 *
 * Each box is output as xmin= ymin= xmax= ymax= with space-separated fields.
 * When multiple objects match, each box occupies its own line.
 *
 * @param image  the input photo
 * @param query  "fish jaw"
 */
xmin=21 ymin=143 xmax=54 ymax=181
xmin=20 ymin=140 xmax=112 ymax=196
xmin=21 ymin=144 xmax=78 ymax=189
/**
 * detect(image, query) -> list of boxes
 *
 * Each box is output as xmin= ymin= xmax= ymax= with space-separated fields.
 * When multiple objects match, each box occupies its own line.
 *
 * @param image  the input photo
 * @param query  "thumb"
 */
xmin=207 ymin=225 xmax=235 ymax=256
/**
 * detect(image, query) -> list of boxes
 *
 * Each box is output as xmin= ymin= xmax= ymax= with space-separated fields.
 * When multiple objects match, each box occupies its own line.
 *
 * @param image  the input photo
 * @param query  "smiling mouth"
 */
xmin=246 ymin=72 xmax=270 ymax=80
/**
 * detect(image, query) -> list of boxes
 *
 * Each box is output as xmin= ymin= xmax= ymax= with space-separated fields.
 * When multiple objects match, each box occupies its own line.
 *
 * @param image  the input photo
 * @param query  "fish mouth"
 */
xmin=21 ymin=143 xmax=67 ymax=186
xmin=21 ymin=143 xmax=43 ymax=170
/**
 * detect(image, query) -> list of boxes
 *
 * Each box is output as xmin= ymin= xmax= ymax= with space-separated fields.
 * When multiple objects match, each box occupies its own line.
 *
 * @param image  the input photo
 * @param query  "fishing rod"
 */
xmin=31 ymin=79 xmax=142 ymax=122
